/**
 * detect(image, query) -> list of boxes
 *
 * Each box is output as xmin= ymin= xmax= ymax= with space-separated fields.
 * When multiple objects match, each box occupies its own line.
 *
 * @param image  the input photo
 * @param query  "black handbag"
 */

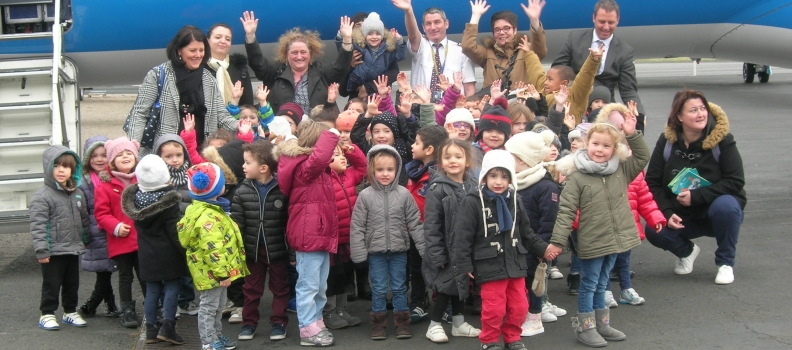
xmin=123 ymin=64 xmax=165 ymax=149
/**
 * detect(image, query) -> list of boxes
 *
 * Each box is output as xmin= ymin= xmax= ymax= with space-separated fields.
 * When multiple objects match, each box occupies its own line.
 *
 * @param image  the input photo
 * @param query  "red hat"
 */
xmin=187 ymin=163 xmax=226 ymax=201
xmin=276 ymin=102 xmax=304 ymax=126
xmin=336 ymin=110 xmax=358 ymax=132
xmin=476 ymin=97 xmax=512 ymax=142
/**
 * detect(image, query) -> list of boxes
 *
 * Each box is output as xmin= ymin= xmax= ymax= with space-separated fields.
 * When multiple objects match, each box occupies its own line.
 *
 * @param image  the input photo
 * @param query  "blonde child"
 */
xmin=423 ymin=139 xmax=481 ymax=343
xmin=350 ymin=145 xmax=425 ymax=340
xmin=346 ymin=12 xmax=407 ymax=95
xmin=31 ymin=146 xmax=90 ymax=330
xmin=547 ymin=116 xmax=649 ymax=347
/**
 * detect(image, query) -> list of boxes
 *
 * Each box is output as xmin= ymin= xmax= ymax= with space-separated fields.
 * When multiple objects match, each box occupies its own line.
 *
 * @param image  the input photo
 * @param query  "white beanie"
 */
xmin=136 ymin=154 xmax=170 ymax=192
xmin=361 ymin=12 xmax=385 ymax=37
xmin=505 ymin=130 xmax=551 ymax=168
xmin=479 ymin=150 xmax=517 ymax=185
xmin=445 ymin=108 xmax=476 ymax=129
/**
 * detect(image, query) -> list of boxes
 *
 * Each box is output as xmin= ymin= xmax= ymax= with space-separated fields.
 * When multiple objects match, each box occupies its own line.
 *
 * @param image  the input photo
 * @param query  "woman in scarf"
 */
xmin=206 ymin=23 xmax=254 ymax=107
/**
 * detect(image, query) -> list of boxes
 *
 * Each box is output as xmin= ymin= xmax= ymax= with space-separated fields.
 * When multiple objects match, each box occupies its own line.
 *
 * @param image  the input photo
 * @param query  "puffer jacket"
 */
xmin=29 ymin=146 xmax=90 ymax=259
xmin=121 ymin=184 xmax=188 ymax=281
xmin=177 ymin=200 xmax=249 ymax=291
xmin=350 ymin=145 xmax=425 ymax=263
xmin=646 ymin=102 xmax=746 ymax=222
xmin=517 ymin=171 xmax=560 ymax=242
xmin=277 ymin=130 xmax=340 ymax=253
xmin=347 ymin=29 xmax=407 ymax=93
xmin=453 ymin=186 xmax=548 ymax=297
xmin=550 ymin=131 xmax=650 ymax=259
xmin=79 ymin=136 xmax=115 ymax=272
xmin=421 ymin=170 xmax=478 ymax=296
xmin=153 ymin=134 xmax=193 ymax=214
xmin=331 ymin=145 xmax=367 ymax=245
xmin=628 ymin=171 xmax=666 ymax=240
xmin=230 ymin=177 xmax=290 ymax=263
xmin=461 ymin=23 xmax=547 ymax=89
xmin=94 ymin=170 xmax=138 ymax=259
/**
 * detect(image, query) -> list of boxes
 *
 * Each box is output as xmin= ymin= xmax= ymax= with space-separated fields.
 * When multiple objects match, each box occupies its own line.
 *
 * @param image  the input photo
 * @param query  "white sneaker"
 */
xmin=715 ymin=265 xmax=734 ymax=284
xmin=229 ymin=307 xmax=243 ymax=324
xmin=540 ymin=310 xmax=557 ymax=323
xmin=62 ymin=312 xmax=87 ymax=327
xmin=604 ymin=291 xmax=618 ymax=308
xmin=178 ymin=301 xmax=199 ymax=316
xmin=674 ymin=244 xmax=700 ymax=275
xmin=548 ymin=266 xmax=564 ymax=280
xmin=38 ymin=315 xmax=59 ymax=330
xmin=222 ymin=300 xmax=235 ymax=316
xmin=451 ymin=322 xmax=481 ymax=337
xmin=521 ymin=313 xmax=544 ymax=337
xmin=542 ymin=302 xmax=567 ymax=317
xmin=426 ymin=324 xmax=449 ymax=343
xmin=619 ymin=288 xmax=646 ymax=305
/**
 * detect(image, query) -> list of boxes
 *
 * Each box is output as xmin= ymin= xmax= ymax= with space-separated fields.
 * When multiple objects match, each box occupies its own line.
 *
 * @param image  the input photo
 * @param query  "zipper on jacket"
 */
xmin=384 ymin=188 xmax=391 ymax=251
xmin=253 ymin=181 xmax=276 ymax=264
xmin=602 ymin=177 xmax=623 ymax=250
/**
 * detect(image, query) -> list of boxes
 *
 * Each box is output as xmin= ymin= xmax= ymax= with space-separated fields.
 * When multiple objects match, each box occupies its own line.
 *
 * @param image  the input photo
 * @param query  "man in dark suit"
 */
xmin=552 ymin=0 xmax=645 ymax=128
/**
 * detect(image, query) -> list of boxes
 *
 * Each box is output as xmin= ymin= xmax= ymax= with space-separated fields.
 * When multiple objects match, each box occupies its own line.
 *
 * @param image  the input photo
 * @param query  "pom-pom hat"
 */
xmin=187 ymin=162 xmax=226 ymax=200
xmin=361 ymin=12 xmax=386 ymax=36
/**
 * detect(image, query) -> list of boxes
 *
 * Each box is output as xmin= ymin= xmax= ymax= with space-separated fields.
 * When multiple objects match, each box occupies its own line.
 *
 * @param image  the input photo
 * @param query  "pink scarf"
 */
xmin=110 ymin=171 xmax=136 ymax=187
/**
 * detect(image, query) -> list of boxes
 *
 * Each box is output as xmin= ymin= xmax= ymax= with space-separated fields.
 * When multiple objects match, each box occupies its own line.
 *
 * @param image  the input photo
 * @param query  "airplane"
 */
xmin=1 ymin=0 xmax=791 ymax=87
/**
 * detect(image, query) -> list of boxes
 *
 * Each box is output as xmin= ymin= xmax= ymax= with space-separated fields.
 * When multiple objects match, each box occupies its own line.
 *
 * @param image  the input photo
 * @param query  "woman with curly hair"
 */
xmin=241 ymin=11 xmax=354 ymax=114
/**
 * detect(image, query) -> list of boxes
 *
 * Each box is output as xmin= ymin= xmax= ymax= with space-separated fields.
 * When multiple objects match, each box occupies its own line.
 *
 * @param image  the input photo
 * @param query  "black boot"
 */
xmin=120 ymin=301 xmax=139 ymax=328
xmin=157 ymin=319 xmax=185 ymax=345
xmin=145 ymin=323 xmax=161 ymax=344
xmin=567 ymin=274 xmax=581 ymax=295
xmin=104 ymin=293 xmax=121 ymax=317
xmin=78 ymin=292 xmax=102 ymax=318
xmin=356 ymin=266 xmax=372 ymax=300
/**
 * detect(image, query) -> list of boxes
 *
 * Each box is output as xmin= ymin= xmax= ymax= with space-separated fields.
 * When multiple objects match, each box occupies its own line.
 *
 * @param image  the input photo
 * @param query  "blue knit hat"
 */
xmin=187 ymin=162 xmax=225 ymax=200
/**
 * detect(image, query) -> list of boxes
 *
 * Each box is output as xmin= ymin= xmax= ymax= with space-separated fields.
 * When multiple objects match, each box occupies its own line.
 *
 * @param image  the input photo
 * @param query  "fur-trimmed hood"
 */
xmin=275 ymin=139 xmax=312 ymax=158
xmin=121 ymin=184 xmax=182 ymax=221
xmin=353 ymin=27 xmax=399 ymax=52
xmin=595 ymin=103 xmax=632 ymax=125
xmin=665 ymin=102 xmax=729 ymax=151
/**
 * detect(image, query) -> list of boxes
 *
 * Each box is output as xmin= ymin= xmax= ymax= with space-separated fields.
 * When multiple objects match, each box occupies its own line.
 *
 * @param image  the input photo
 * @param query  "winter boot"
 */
xmin=567 ymin=274 xmax=581 ymax=295
xmin=322 ymin=295 xmax=349 ymax=329
xmin=394 ymin=311 xmax=412 ymax=339
xmin=336 ymin=293 xmax=361 ymax=326
xmin=356 ymin=267 xmax=372 ymax=300
xmin=572 ymin=312 xmax=607 ymax=347
xmin=78 ymin=292 xmax=102 ymax=318
xmin=370 ymin=311 xmax=387 ymax=340
xmin=104 ymin=293 xmax=121 ymax=317
xmin=120 ymin=301 xmax=140 ymax=328
xmin=157 ymin=319 xmax=185 ymax=345
xmin=145 ymin=323 xmax=161 ymax=344
xmin=595 ymin=308 xmax=626 ymax=341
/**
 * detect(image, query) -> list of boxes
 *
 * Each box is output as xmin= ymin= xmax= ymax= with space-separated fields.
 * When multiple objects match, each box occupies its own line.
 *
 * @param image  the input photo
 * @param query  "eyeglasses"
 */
xmin=453 ymin=122 xmax=471 ymax=130
xmin=493 ymin=26 xmax=513 ymax=34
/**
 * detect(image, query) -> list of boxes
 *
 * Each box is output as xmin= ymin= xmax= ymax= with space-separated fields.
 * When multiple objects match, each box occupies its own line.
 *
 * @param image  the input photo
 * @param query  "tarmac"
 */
xmin=1 ymin=61 xmax=791 ymax=349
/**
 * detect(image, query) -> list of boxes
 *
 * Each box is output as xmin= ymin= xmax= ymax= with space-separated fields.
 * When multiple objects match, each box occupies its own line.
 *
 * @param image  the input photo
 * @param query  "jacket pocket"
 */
xmin=473 ymin=245 xmax=501 ymax=278
xmin=516 ymin=244 xmax=529 ymax=269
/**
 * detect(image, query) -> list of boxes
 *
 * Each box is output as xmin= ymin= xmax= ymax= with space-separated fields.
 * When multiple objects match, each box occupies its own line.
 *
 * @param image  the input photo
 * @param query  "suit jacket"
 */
xmin=552 ymin=29 xmax=644 ymax=115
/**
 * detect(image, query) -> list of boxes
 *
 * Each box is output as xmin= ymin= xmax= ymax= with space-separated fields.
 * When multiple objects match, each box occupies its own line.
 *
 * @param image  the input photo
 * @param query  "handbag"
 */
xmin=531 ymin=261 xmax=547 ymax=297
xmin=123 ymin=64 xmax=165 ymax=149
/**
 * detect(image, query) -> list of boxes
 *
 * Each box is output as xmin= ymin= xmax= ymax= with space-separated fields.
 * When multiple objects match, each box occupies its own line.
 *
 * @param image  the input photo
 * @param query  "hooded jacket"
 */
xmin=421 ymin=169 xmax=478 ymax=296
xmin=461 ymin=22 xmax=547 ymax=89
xmin=331 ymin=145 xmax=367 ymax=245
xmin=645 ymin=102 xmax=746 ymax=221
xmin=121 ymin=184 xmax=188 ymax=281
xmin=350 ymin=145 xmax=425 ymax=263
xmin=177 ymin=200 xmax=249 ymax=290
xmin=230 ymin=177 xmax=290 ymax=263
xmin=347 ymin=28 xmax=408 ymax=93
xmin=277 ymin=130 xmax=340 ymax=253
xmin=79 ymin=136 xmax=115 ymax=272
xmin=153 ymin=134 xmax=193 ymax=213
xmin=29 ymin=146 xmax=90 ymax=260
xmin=550 ymin=131 xmax=649 ymax=259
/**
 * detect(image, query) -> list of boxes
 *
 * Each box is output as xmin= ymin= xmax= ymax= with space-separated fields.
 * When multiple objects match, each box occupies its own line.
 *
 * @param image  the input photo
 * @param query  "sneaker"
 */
xmin=217 ymin=334 xmax=236 ymax=349
xmin=63 ymin=312 xmax=87 ymax=327
xmin=619 ymin=288 xmax=646 ymax=305
xmin=38 ymin=315 xmax=59 ymax=330
xmin=221 ymin=300 xmax=235 ymax=316
xmin=604 ymin=291 xmax=619 ymax=308
xmin=674 ymin=244 xmax=700 ymax=275
xmin=209 ymin=340 xmax=225 ymax=350
xmin=228 ymin=307 xmax=242 ymax=324
xmin=175 ymin=307 xmax=180 ymax=319
xmin=542 ymin=302 xmax=567 ymax=317
xmin=540 ymin=310 xmax=557 ymax=323
xmin=270 ymin=323 xmax=286 ymax=340
xmin=715 ymin=265 xmax=734 ymax=285
xmin=410 ymin=306 xmax=428 ymax=323
xmin=238 ymin=325 xmax=256 ymax=341
xmin=426 ymin=324 xmax=449 ymax=343
xmin=451 ymin=322 xmax=481 ymax=337
xmin=300 ymin=329 xmax=334 ymax=347
xmin=548 ymin=266 xmax=563 ymax=280
xmin=178 ymin=301 xmax=199 ymax=316
xmin=505 ymin=341 xmax=528 ymax=350
xmin=482 ymin=343 xmax=503 ymax=350
xmin=287 ymin=298 xmax=297 ymax=313
xmin=521 ymin=313 xmax=544 ymax=336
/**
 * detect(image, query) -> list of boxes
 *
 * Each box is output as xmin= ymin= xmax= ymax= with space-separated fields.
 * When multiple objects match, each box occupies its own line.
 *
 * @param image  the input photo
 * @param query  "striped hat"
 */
xmin=187 ymin=162 xmax=226 ymax=201
xmin=476 ymin=97 xmax=512 ymax=142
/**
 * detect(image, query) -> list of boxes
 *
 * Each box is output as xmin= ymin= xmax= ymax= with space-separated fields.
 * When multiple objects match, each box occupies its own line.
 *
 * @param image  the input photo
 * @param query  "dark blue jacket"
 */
xmin=517 ymin=173 xmax=560 ymax=242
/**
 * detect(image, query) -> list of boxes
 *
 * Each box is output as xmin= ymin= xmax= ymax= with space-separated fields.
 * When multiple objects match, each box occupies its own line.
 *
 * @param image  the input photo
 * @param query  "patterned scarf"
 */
xmin=478 ymin=141 xmax=503 ymax=154
xmin=135 ymin=189 xmax=167 ymax=209
xmin=168 ymin=162 xmax=190 ymax=187
xmin=207 ymin=56 xmax=233 ymax=105
xmin=573 ymin=149 xmax=620 ymax=175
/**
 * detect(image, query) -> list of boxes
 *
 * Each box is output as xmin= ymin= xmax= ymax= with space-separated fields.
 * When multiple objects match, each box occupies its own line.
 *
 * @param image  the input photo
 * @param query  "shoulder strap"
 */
xmin=663 ymin=140 xmax=672 ymax=162
xmin=154 ymin=64 xmax=165 ymax=107
xmin=712 ymin=144 xmax=720 ymax=163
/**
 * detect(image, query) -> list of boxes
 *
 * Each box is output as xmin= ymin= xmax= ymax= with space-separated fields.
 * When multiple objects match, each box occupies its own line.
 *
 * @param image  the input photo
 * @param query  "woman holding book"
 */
xmin=644 ymin=90 xmax=746 ymax=285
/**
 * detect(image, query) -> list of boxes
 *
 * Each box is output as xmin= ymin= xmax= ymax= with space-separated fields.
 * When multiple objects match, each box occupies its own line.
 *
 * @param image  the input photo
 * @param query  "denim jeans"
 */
xmin=198 ymin=286 xmax=227 ymax=345
xmin=369 ymin=252 xmax=408 ymax=313
xmin=145 ymin=278 xmax=180 ymax=323
xmin=177 ymin=275 xmax=195 ymax=309
xmin=295 ymin=251 xmax=330 ymax=329
xmin=645 ymin=195 xmax=743 ymax=267
xmin=578 ymin=254 xmax=617 ymax=313
xmin=606 ymin=250 xmax=632 ymax=290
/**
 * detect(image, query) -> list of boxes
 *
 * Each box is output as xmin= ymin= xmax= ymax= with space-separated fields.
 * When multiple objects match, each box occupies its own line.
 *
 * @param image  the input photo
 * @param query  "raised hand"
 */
xmin=414 ymin=85 xmax=431 ymax=104
xmin=452 ymin=71 xmax=464 ymax=92
xmin=521 ymin=0 xmax=546 ymax=22
xmin=238 ymin=118 xmax=252 ymax=135
xmin=351 ymin=50 xmax=364 ymax=68
xmin=396 ymin=72 xmax=410 ymax=91
xmin=589 ymin=42 xmax=605 ymax=62
xmin=490 ymin=79 xmax=507 ymax=101
xmin=512 ymin=80 xmax=526 ymax=92
xmin=553 ymin=84 xmax=569 ymax=105
xmin=517 ymin=35 xmax=532 ymax=53
xmin=564 ymin=105 xmax=577 ymax=130
xmin=627 ymin=100 xmax=639 ymax=118
xmin=478 ymin=94 xmax=491 ymax=111
xmin=527 ymin=84 xmax=540 ymax=99
xmin=240 ymin=11 xmax=259 ymax=42
xmin=445 ymin=122 xmax=459 ymax=139
xmin=231 ymin=81 xmax=244 ymax=106
xmin=622 ymin=110 xmax=637 ymax=135
xmin=390 ymin=28 xmax=402 ymax=42
xmin=183 ymin=113 xmax=196 ymax=132
xmin=397 ymin=92 xmax=412 ymax=116
xmin=256 ymin=84 xmax=270 ymax=105
xmin=391 ymin=0 xmax=412 ymax=11
xmin=470 ymin=0 xmax=491 ymax=17
xmin=366 ymin=94 xmax=383 ymax=117
xmin=327 ymin=82 xmax=339 ymax=103
xmin=340 ymin=16 xmax=354 ymax=40
xmin=437 ymin=74 xmax=451 ymax=92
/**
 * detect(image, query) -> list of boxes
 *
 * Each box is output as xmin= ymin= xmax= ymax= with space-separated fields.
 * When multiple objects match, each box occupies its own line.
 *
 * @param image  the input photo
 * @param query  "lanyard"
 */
xmin=431 ymin=40 xmax=449 ymax=76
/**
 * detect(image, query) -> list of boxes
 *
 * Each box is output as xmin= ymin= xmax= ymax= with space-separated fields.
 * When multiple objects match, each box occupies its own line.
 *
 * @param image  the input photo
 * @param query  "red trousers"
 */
xmin=479 ymin=277 xmax=528 ymax=344
xmin=242 ymin=245 xmax=290 ymax=328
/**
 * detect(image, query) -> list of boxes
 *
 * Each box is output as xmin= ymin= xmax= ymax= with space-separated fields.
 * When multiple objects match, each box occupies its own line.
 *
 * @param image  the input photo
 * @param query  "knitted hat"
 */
xmin=476 ymin=98 xmax=512 ymax=142
xmin=336 ymin=110 xmax=358 ymax=132
xmin=478 ymin=149 xmax=516 ymax=185
xmin=568 ymin=122 xmax=592 ymax=142
xmin=531 ymin=124 xmax=561 ymax=150
xmin=361 ymin=12 xmax=385 ymax=36
xmin=276 ymin=102 xmax=304 ymax=126
xmin=369 ymin=111 xmax=399 ymax=135
xmin=187 ymin=162 xmax=226 ymax=200
xmin=136 ymin=155 xmax=170 ymax=192
xmin=201 ymin=140 xmax=244 ymax=186
xmin=505 ymin=130 xmax=552 ymax=168
xmin=82 ymin=135 xmax=108 ymax=174
xmin=105 ymin=136 xmax=140 ymax=163
xmin=445 ymin=108 xmax=476 ymax=129
xmin=588 ymin=86 xmax=612 ymax=109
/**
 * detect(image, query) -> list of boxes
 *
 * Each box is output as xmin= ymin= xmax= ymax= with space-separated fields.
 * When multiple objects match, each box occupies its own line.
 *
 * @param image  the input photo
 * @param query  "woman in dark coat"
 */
xmin=206 ymin=23 xmax=254 ymax=107
xmin=644 ymin=90 xmax=746 ymax=285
